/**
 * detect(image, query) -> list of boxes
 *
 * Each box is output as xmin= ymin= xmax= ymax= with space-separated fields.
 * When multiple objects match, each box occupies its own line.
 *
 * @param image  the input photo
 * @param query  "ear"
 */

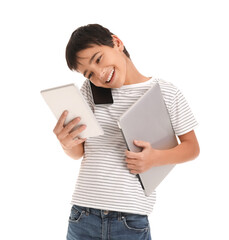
xmin=111 ymin=35 xmax=124 ymax=51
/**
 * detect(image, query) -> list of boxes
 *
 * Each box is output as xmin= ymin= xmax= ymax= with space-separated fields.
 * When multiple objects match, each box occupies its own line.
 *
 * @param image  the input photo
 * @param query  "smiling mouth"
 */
xmin=105 ymin=68 xmax=115 ymax=83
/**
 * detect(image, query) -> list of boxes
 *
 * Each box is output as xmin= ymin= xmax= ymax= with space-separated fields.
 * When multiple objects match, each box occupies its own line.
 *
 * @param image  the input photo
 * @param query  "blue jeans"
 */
xmin=66 ymin=205 xmax=152 ymax=240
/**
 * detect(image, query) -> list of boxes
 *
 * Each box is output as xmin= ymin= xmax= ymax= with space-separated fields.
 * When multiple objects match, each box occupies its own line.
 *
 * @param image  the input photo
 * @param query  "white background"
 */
xmin=0 ymin=0 xmax=228 ymax=239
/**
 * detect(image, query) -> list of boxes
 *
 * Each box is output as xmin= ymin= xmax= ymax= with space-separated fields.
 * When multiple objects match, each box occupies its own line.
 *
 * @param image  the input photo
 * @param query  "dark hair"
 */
xmin=65 ymin=24 xmax=130 ymax=71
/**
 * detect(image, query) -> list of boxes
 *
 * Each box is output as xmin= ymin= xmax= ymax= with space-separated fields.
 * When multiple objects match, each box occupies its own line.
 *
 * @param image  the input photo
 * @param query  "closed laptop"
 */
xmin=117 ymin=82 xmax=178 ymax=196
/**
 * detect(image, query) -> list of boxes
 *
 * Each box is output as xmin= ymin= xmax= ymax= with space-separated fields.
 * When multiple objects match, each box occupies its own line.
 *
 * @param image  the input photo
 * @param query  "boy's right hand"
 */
xmin=53 ymin=110 xmax=87 ymax=150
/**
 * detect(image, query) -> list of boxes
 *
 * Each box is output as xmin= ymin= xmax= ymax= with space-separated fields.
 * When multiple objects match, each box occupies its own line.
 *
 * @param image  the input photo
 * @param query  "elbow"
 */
xmin=179 ymin=131 xmax=200 ymax=162
xmin=192 ymin=141 xmax=200 ymax=160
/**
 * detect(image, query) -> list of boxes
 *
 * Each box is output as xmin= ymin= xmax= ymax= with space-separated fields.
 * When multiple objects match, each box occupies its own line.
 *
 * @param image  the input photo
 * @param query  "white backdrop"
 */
xmin=1 ymin=0 xmax=228 ymax=239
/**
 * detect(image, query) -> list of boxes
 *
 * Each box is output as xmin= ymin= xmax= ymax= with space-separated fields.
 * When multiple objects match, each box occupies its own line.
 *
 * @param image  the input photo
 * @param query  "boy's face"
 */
xmin=76 ymin=35 xmax=127 ymax=88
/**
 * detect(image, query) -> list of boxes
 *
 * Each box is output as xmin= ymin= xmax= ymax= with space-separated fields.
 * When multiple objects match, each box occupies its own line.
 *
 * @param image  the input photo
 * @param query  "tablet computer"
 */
xmin=41 ymin=83 xmax=104 ymax=139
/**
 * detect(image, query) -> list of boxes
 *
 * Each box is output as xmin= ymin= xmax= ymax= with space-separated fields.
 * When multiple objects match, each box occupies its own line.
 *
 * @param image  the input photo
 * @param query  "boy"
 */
xmin=53 ymin=24 xmax=200 ymax=240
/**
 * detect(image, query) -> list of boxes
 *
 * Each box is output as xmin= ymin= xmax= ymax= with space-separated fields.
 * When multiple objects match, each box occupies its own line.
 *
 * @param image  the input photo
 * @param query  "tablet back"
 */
xmin=117 ymin=82 xmax=178 ymax=196
xmin=41 ymin=83 xmax=104 ymax=139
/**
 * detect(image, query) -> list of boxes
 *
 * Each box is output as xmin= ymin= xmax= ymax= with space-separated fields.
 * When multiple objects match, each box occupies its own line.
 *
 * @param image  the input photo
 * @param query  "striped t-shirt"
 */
xmin=70 ymin=77 xmax=198 ymax=216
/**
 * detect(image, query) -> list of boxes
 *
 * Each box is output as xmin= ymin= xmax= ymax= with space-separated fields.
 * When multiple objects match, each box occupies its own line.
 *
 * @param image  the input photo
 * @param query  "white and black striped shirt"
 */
xmin=70 ymin=77 xmax=198 ymax=215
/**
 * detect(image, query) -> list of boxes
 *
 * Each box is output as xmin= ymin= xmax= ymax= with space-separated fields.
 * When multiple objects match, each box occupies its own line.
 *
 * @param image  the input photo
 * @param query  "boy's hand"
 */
xmin=125 ymin=140 xmax=162 ymax=174
xmin=53 ymin=110 xmax=87 ymax=150
xmin=125 ymin=131 xmax=200 ymax=174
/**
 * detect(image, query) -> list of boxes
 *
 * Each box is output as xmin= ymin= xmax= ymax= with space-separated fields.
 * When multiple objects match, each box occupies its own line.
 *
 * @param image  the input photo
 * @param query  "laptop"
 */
xmin=117 ymin=82 xmax=178 ymax=196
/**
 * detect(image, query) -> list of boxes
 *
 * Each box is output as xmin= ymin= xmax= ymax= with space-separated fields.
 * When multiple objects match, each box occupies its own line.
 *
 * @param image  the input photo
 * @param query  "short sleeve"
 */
xmin=80 ymin=79 xmax=95 ymax=112
xmin=155 ymin=78 xmax=198 ymax=136
xmin=168 ymin=85 xmax=198 ymax=136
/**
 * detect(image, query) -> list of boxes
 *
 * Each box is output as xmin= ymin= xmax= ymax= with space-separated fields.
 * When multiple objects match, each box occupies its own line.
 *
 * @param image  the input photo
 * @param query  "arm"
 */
xmin=125 ymin=130 xmax=200 ymax=174
xmin=162 ymin=130 xmax=200 ymax=164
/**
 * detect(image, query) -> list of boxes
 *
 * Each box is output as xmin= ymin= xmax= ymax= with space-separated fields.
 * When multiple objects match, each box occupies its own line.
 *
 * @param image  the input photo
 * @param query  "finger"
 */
xmin=130 ymin=170 xmax=138 ymax=175
xmin=62 ymin=137 xmax=86 ymax=150
xmin=125 ymin=158 xmax=137 ymax=164
xmin=72 ymin=137 xmax=87 ymax=146
xmin=127 ymin=164 xmax=141 ymax=175
xmin=126 ymin=163 xmax=137 ymax=170
xmin=134 ymin=140 xmax=150 ymax=148
xmin=127 ymin=164 xmax=141 ymax=174
xmin=53 ymin=110 xmax=68 ymax=134
xmin=69 ymin=124 xmax=87 ymax=139
xmin=60 ymin=117 xmax=81 ymax=138
xmin=125 ymin=150 xmax=140 ymax=159
xmin=62 ymin=125 xmax=86 ymax=148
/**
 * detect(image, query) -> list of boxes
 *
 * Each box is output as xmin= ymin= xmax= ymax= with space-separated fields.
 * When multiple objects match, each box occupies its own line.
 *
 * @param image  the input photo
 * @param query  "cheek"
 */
xmin=119 ymin=60 xmax=127 ymax=79
xmin=91 ymin=79 xmax=103 ymax=88
xmin=115 ymin=56 xmax=126 ymax=73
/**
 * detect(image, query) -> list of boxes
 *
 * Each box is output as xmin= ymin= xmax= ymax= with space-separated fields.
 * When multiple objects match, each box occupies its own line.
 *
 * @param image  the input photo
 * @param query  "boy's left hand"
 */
xmin=125 ymin=140 xmax=162 ymax=174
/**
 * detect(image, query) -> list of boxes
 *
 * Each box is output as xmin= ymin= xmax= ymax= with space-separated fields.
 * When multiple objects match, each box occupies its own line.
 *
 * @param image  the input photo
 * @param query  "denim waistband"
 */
xmin=72 ymin=204 xmax=145 ymax=219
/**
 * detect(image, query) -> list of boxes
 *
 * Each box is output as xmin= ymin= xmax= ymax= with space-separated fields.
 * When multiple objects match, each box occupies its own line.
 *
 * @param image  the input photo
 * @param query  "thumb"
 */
xmin=134 ymin=140 xmax=150 ymax=148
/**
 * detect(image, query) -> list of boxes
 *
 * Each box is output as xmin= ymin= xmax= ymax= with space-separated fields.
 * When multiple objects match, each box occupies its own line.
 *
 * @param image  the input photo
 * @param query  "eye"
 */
xmin=96 ymin=55 xmax=102 ymax=64
xmin=88 ymin=72 xmax=93 ymax=79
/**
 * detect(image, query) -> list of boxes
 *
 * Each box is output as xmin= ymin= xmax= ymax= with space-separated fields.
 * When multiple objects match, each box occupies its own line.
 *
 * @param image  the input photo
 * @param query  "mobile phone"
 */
xmin=89 ymin=81 xmax=113 ymax=104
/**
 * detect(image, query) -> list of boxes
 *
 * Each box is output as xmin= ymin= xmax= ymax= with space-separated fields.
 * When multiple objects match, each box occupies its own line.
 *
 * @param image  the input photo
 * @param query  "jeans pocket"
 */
xmin=68 ymin=205 xmax=85 ymax=223
xmin=122 ymin=214 xmax=149 ymax=232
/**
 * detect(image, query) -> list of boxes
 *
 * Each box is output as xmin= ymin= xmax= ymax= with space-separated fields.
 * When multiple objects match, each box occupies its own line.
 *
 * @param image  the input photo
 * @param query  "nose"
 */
xmin=91 ymin=66 xmax=106 ymax=81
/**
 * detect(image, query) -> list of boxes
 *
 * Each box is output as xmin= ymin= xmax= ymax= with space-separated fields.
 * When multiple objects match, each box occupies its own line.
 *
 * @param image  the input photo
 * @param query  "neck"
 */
xmin=124 ymin=58 xmax=151 ymax=85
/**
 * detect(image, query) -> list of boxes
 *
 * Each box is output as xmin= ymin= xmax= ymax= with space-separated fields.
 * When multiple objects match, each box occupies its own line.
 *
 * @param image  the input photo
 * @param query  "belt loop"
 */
xmin=118 ymin=212 xmax=121 ymax=221
xmin=85 ymin=207 xmax=90 ymax=216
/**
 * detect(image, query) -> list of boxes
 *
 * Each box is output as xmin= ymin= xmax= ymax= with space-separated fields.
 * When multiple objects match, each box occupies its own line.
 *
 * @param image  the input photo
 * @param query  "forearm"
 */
xmin=62 ymin=142 xmax=84 ymax=160
xmin=159 ymin=139 xmax=200 ymax=165
xmin=126 ymin=131 xmax=200 ymax=173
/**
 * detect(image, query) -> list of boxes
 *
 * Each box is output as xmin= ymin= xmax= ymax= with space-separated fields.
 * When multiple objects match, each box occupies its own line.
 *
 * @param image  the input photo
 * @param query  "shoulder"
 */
xmin=154 ymin=78 xmax=198 ymax=135
xmin=80 ymin=79 xmax=94 ymax=111
xmin=154 ymin=78 xmax=178 ymax=96
xmin=153 ymin=78 xmax=179 ymax=108
xmin=80 ymin=79 xmax=93 ymax=99
xmin=80 ymin=79 xmax=91 ymax=92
